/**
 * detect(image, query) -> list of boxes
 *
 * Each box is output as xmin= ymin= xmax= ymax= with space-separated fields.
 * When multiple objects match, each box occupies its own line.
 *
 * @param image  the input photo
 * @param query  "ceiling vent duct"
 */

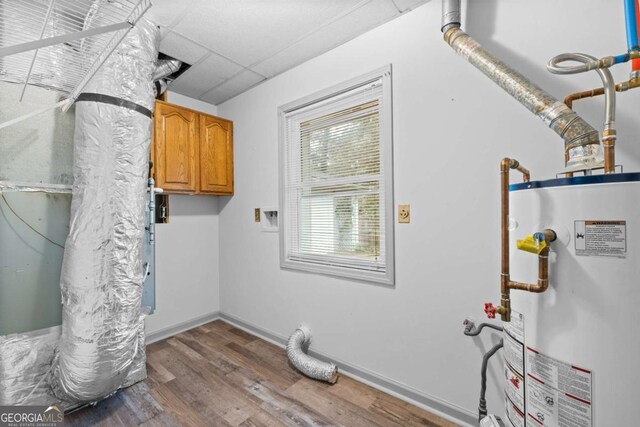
xmin=153 ymin=58 xmax=182 ymax=81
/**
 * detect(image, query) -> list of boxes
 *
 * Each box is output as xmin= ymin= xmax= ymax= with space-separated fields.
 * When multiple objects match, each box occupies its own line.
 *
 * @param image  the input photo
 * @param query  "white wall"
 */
xmin=217 ymin=0 xmax=640 ymax=423
xmin=145 ymin=92 xmax=221 ymax=337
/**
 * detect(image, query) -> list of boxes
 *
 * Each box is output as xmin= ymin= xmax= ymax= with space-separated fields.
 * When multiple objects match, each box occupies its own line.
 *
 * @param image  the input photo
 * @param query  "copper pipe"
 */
xmin=504 ymin=158 xmax=530 ymax=182
xmin=492 ymin=158 xmax=555 ymax=322
xmin=564 ymin=88 xmax=605 ymax=109
xmin=499 ymin=158 xmax=526 ymax=322
xmin=500 ymin=159 xmax=511 ymax=321
xmin=564 ymin=152 xmax=574 ymax=177
xmin=564 ymin=78 xmax=640 ymax=109
xmin=603 ymin=129 xmax=617 ymax=173
xmin=507 ymin=247 xmax=549 ymax=293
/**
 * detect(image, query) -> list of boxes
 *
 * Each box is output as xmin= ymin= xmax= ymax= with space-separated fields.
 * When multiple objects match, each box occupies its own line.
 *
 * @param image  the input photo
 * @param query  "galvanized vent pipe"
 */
xmin=441 ymin=0 xmax=602 ymax=171
xmin=286 ymin=326 xmax=338 ymax=384
xmin=548 ymin=53 xmax=617 ymax=173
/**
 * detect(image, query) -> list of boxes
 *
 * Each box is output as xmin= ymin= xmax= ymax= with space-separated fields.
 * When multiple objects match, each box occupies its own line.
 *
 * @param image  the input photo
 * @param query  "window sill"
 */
xmin=280 ymin=258 xmax=395 ymax=287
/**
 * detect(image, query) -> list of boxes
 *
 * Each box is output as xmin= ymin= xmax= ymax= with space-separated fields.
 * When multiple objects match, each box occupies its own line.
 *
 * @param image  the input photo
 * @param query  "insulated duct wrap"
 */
xmin=50 ymin=18 xmax=159 ymax=402
xmin=441 ymin=6 xmax=603 ymax=171
xmin=153 ymin=59 xmax=182 ymax=81
xmin=0 ymin=328 xmax=63 ymax=406
xmin=286 ymin=327 xmax=338 ymax=384
xmin=152 ymin=59 xmax=181 ymax=97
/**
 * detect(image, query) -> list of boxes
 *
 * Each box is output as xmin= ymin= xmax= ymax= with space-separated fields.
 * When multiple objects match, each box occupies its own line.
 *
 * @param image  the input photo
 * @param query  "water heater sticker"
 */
xmin=504 ymin=311 xmax=524 ymax=343
xmin=504 ymin=332 xmax=524 ymax=377
xmin=504 ymin=311 xmax=525 ymax=376
xmin=574 ymin=220 xmax=626 ymax=258
xmin=505 ymin=364 xmax=525 ymax=412
xmin=526 ymin=347 xmax=592 ymax=427
xmin=504 ymin=311 xmax=526 ymax=427
xmin=506 ymin=397 xmax=525 ymax=427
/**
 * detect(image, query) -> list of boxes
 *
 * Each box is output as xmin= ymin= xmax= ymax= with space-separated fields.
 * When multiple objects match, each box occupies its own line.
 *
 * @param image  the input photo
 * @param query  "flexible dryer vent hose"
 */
xmin=286 ymin=326 xmax=339 ymax=384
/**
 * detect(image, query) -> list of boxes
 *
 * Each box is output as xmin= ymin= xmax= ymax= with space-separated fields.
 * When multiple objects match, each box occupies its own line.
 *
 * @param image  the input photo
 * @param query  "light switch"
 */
xmin=254 ymin=208 xmax=261 ymax=222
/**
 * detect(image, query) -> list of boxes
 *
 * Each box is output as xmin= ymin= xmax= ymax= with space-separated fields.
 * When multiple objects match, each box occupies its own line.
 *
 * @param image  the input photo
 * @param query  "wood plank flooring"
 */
xmin=65 ymin=320 xmax=459 ymax=427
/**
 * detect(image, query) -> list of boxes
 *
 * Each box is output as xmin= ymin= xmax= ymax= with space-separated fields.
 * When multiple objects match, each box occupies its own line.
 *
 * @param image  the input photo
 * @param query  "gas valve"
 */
xmin=484 ymin=302 xmax=497 ymax=319
xmin=517 ymin=232 xmax=548 ymax=254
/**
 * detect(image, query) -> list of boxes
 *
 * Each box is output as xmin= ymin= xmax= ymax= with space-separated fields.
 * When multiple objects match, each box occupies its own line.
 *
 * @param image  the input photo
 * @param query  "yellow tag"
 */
xmin=517 ymin=234 xmax=547 ymax=254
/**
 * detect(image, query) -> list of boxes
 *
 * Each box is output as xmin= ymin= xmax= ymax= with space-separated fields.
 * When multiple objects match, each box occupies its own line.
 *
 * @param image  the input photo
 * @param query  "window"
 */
xmin=279 ymin=66 xmax=394 ymax=285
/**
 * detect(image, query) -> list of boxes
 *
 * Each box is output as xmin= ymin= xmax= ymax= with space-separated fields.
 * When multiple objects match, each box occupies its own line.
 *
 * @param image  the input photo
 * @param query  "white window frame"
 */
xmin=278 ymin=65 xmax=394 ymax=286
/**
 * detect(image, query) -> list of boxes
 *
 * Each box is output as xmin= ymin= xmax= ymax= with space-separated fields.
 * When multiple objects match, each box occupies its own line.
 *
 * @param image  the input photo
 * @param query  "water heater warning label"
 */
xmin=574 ymin=220 xmax=626 ymax=258
xmin=504 ymin=311 xmax=525 ymax=427
xmin=526 ymin=347 xmax=592 ymax=427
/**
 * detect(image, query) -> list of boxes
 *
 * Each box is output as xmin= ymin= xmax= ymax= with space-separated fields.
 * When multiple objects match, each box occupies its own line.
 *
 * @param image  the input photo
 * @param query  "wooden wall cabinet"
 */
xmin=152 ymin=100 xmax=234 ymax=195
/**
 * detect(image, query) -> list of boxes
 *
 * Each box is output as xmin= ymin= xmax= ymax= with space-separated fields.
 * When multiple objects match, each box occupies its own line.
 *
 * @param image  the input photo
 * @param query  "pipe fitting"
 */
xmin=542 ymin=229 xmax=557 ymax=243
xmin=441 ymin=0 xmax=461 ymax=33
xmin=603 ymin=129 xmax=617 ymax=173
xmin=504 ymin=158 xmax=530 ymax=182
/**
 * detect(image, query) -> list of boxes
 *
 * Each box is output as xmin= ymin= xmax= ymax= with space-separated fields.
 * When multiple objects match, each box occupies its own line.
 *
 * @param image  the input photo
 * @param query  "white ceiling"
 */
xmin=147 ymin=0 xmax=428 ymax=105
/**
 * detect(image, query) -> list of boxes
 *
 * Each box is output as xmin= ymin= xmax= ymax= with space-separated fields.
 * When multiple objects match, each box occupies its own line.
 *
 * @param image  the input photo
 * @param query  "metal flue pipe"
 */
xmin=549 ymin=53 xmax=617 ymax=173
xmin=441 ymin=0 xmax=602 ymax=172
xmin=441 ymin=0 xmax=461 ymax=34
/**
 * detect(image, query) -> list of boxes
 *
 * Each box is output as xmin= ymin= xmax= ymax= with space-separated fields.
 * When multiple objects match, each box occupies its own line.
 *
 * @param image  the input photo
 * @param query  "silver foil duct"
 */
xmin=152 ymin=59 xmax=181 ymax=97
xmin=153 ymin=59 xmax=182 ymax=81
xmin=0 ymin=181 xmax=72 ymax=194
xmin=50 ymin=18 xmax=158 ymax=402
xmin=286 ymin=326 xmax=338 ymax=384
xmin=0 ymin=327 xmax=64 ymax=406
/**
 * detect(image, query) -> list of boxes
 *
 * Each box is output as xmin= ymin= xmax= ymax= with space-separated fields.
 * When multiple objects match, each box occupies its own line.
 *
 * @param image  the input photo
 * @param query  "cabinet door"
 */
xmin=199 ymin=114 xmax=233 ymax=194
xmin=154 ymin=101 xmax=198 ymax=193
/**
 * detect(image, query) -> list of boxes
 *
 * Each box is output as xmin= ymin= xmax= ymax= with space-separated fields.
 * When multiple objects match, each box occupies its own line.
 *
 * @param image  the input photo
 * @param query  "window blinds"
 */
xmin=282 ymin=78 xmax=386 ymax=274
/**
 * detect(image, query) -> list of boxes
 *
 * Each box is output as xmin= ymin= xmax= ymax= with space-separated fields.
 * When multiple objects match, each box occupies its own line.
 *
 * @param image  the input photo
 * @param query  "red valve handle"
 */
xmin=484 ymin=302 xmax=496 ymax=319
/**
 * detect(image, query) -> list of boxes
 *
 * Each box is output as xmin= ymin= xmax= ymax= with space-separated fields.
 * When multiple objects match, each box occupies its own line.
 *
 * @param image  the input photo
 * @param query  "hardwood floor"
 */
xmin=65 ymin=320 xmax=459 ymax=427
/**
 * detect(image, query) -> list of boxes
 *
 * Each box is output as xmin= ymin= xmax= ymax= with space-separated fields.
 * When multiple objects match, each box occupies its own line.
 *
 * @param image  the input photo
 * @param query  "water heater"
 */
xmin=501 ymin=173 xmax=640 ymax=427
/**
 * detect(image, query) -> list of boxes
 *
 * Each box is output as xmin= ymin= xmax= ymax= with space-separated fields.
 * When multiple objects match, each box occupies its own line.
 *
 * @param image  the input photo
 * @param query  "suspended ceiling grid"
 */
xmin=148 ymin=0 xmax=428 ymax=105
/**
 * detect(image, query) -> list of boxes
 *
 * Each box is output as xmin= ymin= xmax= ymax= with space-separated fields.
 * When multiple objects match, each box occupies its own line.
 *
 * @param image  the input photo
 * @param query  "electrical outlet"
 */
xmin=398 ymin=204 xmax=410 ymax=223
xmin=254 ymin=208 xmax=261 ymax=222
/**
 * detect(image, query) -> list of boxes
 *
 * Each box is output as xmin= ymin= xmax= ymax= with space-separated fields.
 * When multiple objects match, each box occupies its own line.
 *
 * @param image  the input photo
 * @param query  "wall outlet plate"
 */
xmin=254 ymin=208 xmax=261 ymax=222
xmin=261 ymin=207 xmax=278 ymax=232
xmin=398 ymin=204 xmax=410 ymax=223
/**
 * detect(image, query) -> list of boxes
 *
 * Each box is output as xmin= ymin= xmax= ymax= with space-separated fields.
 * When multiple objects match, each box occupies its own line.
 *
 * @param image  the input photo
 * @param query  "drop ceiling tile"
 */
xmin=173 ymin=0 xmax=366 ymax=67
xmin=200 ymin=69 xmax=266 ymax=105
xmin=146 ymin=0 xmax=196 ymax=28
xmin=167 ymin=78 xmax=209 ymax=99
xmin=159 ymin=31 xmax=208 ymax=65
xmin=168 ymin=53 xmax=244 ymax=99
xmin=390 ymin=0 xmax=428 ymax=12
xmin=252 ymin=0 xmax=399 ymax=78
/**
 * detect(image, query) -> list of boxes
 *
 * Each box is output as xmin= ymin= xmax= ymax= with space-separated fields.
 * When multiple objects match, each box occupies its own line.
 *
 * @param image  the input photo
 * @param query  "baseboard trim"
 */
xmin=219 ymin=312 xmax=476 ymax=427
xmin=145 ymin=311 xmax=220 ymax=344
